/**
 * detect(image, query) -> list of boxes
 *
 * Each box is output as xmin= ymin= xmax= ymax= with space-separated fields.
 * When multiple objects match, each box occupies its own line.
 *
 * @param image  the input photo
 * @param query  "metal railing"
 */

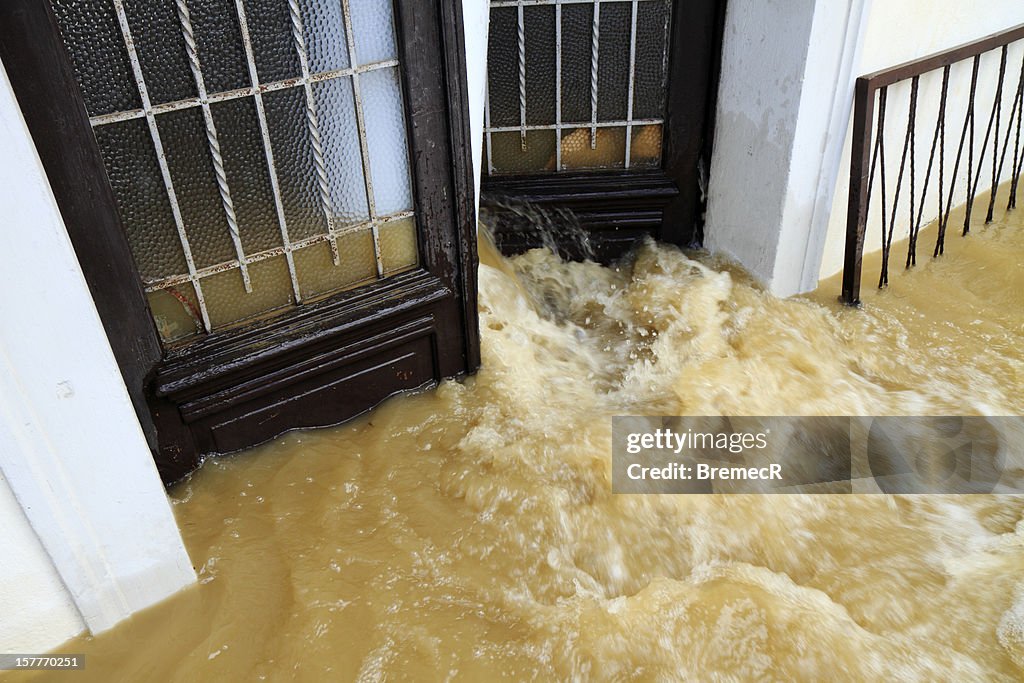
xmin=841 ymin=24 xmax=1024 ymax=305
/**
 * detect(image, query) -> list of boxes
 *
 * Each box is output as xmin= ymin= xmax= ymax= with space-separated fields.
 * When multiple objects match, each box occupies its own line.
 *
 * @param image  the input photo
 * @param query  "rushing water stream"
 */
xmin=13 ymin=206 xmax=1024 ymax=681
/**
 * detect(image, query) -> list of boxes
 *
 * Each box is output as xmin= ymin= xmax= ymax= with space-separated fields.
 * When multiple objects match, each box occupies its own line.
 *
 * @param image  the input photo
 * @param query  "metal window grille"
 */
xmin=484 ymin=0 xmax=672 ymax=175
xmin=50 ymin=0 xmax=419 ymax=344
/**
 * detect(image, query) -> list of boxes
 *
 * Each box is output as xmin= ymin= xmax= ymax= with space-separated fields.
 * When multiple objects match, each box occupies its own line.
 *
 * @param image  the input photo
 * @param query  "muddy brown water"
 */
xmin=10 ymin=204 xmax=1024 ymax=682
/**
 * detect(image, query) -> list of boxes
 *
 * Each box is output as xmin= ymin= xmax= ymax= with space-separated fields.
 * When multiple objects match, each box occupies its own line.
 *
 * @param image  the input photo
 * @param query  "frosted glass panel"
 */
xmin=211 ymin=97 xmax=284 ymax=254
xmin=525 ymin=6 xmax=557 ymax=125
xmin=188 ymin=0 xmax=250 ymax=94
xmin=156 ymin=108 xmax=236 ymax=269
xmin=203 ymin=256 xmax=294 ymax=328
xmin=349 ymin=0 xmax=398 ymax=65
xmin=379 ymin=218 xmax=419 ymax=274
xmin=148 ymin=284 xmax=203 ymax=344
xmin=94 ymin=119 xmax=186 ymax=280
xmin=486 ymin=7 xmax=519 ymax=128
xmin=121 ymin=0 xmax=197 ymax=104
xmin=293 ymin=232 xmax=378 ymax=299
xmin=50 ymin=1 xmax=140 ymax=117
xmin=51 ymin=0 xmax=420 ymax=343
xmin=361 ymin=67 xmax=414 ymax=215
xmin=241 ymin=0 xmax=302 ymax=83
xmin=561 ymin=127 xmax=626 ymax=171
xmin=312 ymin=77 xmax=371 ymax=227
xmin=485 ymin=0 xmax=672 ymax=174
xmin=491 ymin=130 xmax=557 ymax=174
xmin=300 ymin=0 xmax=350 ymax=73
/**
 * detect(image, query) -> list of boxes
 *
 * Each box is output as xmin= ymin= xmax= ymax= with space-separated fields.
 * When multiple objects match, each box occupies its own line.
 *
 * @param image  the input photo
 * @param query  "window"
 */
xmin=481 ymin=0 xmax=724 ymax=258
xmin=52 ymin=0 xmax=419 ymax=345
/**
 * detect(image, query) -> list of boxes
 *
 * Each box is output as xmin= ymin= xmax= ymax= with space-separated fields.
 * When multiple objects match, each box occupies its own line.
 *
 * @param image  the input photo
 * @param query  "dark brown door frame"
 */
xmin=481 ymin=0 xmax=726 ymax=260
xmin=1 ymin=0 xmax=480 ymax=484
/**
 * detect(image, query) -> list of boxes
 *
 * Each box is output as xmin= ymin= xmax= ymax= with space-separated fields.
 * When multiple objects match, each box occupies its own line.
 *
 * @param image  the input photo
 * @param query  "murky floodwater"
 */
xmin=15 ymin=203 xmax=1024 ymax=682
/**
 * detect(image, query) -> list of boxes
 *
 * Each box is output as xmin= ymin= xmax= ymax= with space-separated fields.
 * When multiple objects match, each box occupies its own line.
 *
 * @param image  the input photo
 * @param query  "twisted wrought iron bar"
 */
xmin=965 ymin=45 xmax=1007 ymax=228
xmin=989 ymin=47 xmax=1024 ymax=221
xmin=175 ymin=0 xmax=252 ymax=293
xmin=287 ymin=0 xmax=340 ymax=265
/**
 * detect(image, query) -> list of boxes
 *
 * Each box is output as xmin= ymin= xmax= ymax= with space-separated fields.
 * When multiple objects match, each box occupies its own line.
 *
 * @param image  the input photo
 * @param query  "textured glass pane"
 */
xmin=524 ymin=5 xmax=556 ymax=126
xmin=210 ymin=97 xmax=282 ymax=254
xmin=156 ymin=108 xmax=236 ymax=269
xmin=630 ymin=124 xmax=663 ymax=169
xmin=349 ymin=0 xmax=398 ymax=65
xmin=202 ymin=257 xmax=294 ymax=329
xmin=300 ymin=0 xmax=350 ymax=74
xmin=486 ymin=7 xmax=519 ymax=127
xmin=121 ymin=0 xmax=197 ymax=105
xmin=188 ymin=0 xmax=250 ymax=94
xmin=50 ymin=1 xmax=140 ymax=117
xmin=312 ymin=78 xmax=371 ymax=227
xmin=263 ymin=88 xmax=330 ymax=241
xmin=93 ymin=119 xmax=186 ymax=280
xmin=148 ymin=283 xmax=203 ymax=344
xmin=293 ymin=232 xmax=377 ymax=300
xmin=634 ymin=0 xmax=671 ymax=120
xmin=491 ymin=130 xmax=556 ymax=174
xmin=560 ymin=3 xmax=594 ymax=124
xmin=561 ymin=126 xmax=626 ymax=171
xmin=241 ymin=0 xmax=301 ymax=83
xmin=597 ymin=2 xmax=631 ymax=121
xmin=379 ymin=218 xmax=418 ymax=274
xmin=360 ymin=68 xmax=414 ymax=215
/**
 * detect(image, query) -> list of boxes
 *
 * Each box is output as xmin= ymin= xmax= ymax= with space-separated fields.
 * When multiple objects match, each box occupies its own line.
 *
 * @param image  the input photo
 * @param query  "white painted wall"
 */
xmin=705 ymin=0 xmax=871 ymax=296
xmin=818 ymin=0 xmax=1024 ymax=280
xmin=0 ymin=474 xmax=84 ymax=653
xmin=462 ymin=0 xmax=490 ymax=216
xmin=0 ymin=62 xmax=195 ymax=653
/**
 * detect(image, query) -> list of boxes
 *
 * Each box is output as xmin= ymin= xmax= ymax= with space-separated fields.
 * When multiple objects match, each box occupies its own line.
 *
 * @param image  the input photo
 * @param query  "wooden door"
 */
xmin=1 ymin=0 xmax=479 ymax=484
xmin=480 ymin=0 xmax=725 ymax=260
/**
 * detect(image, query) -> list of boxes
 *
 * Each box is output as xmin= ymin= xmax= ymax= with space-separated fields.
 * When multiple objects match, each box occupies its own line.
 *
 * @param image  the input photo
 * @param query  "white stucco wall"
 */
xmin=462 ymin=0 xmax=490 ymax=214
xmin=705 ymin=0 xmax=872 ymax=296
xmin=818 ymin=0 xmax=1024 ymax=280
xmin=0 ymin=62 xmax=195 ymax=653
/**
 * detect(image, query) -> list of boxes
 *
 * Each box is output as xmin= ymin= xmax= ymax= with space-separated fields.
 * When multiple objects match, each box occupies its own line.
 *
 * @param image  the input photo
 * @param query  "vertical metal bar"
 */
xmin=234 ymin=0 xmax=303 ymax=303
xmin=842 ymin=78 xmax=875 ymax=305
xmin=623 ymin=0 xmax=638 ymax=169
xmin=484 ymin=84 xmax=495 ymax=174
xmin=112 ymin=0 xmax=213 ymax=331
xmin=963 ymin=54 xmax=981 ymax=235
xmin=905 ymin=76 xmax=919 ymax=268
xmin=341 ymin=0 xmax=385 ymax=278
xmin=936 ymin=66 xmax=948 ymax=255
xmin=985 ymin=45 xmax=1009 ymax=223
xmin=993 ymin=64 xmax=1024 ymax=210
xmin=916 ymin=69 xmax=948 ymax=266
xmin=175 ymin=0 xmax=252 ymax=293
xmin=555 ymin=0 xmax=563 ymax=170
xmin=589 ymin=0 xmax=600 ymax=149
xmin=286 ymin=0 xmax=341 ymax=265
xmin=1011 ymin=52 xmax=1024 ymax=210
xmin=517 ymin=1 xmax=527 ymax=150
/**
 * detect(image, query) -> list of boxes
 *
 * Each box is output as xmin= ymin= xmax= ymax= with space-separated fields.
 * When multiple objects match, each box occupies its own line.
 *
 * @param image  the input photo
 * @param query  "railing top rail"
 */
xmin=859 ymin=23 xmax=1024 ymax=91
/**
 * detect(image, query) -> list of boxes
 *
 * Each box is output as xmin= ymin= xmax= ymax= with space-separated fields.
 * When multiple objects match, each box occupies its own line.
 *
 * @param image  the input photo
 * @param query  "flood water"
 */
xmin=15 ymin=204 xmax=1024 ymax=681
